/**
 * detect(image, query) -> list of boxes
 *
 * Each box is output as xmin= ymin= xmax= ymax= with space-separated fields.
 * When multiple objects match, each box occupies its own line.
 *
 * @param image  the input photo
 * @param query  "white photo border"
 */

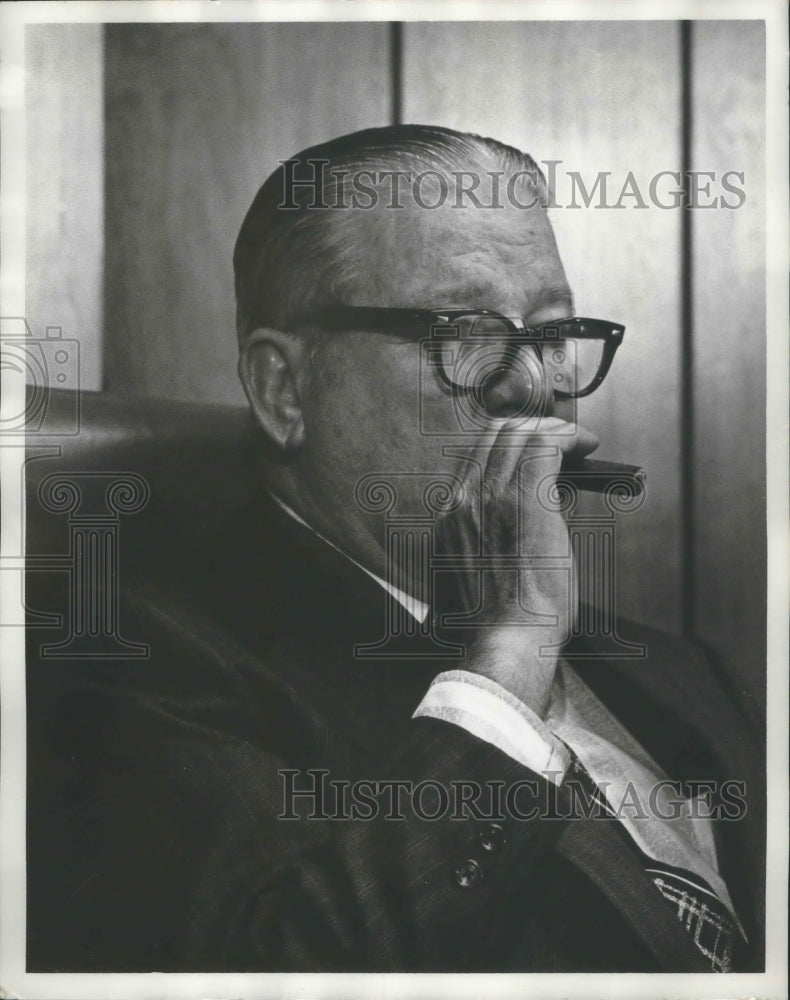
xmin=1 ymin=2 xmax=787 ymax=998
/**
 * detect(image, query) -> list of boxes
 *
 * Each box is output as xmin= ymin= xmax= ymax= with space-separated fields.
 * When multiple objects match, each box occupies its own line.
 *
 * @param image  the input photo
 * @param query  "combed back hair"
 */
xmin=233 ymin=124 xmax=548 ymax=345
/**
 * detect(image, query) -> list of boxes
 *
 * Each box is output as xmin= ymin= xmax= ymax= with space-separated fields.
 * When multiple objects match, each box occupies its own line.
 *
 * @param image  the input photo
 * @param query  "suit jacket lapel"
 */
xmin=218 ymin=496 xmax=445 ymax=757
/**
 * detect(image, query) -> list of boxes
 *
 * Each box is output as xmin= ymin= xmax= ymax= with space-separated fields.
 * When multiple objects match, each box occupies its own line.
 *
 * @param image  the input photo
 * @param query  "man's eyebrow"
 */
xmin=428 ymin=284 xmax=575 ymax=315
xmin=428 ymin=282 xmax=499 ymax=305
xmin=525 ymin=286 xmax=575 ymax=318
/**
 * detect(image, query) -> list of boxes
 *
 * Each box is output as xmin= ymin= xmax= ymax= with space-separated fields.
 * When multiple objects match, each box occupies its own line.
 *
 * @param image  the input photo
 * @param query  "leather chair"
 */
xmin=25 ymin=389 xmax=252 ymax=556
xmin=22 ymin=389 xmax=257 ymax=648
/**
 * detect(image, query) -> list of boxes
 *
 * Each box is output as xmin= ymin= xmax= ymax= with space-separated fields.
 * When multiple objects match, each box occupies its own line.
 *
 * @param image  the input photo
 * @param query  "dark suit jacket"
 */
xmin=26 ymin=496 xmax=765 ymax=973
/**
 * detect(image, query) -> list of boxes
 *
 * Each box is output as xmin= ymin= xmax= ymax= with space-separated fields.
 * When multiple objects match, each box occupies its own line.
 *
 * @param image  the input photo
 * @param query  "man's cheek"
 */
xmin=417 ymin=390 xmax=461 ymax=438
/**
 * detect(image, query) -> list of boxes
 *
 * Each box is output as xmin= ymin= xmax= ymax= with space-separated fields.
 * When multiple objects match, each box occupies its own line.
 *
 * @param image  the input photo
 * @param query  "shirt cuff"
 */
xmin=413 ymin=670 xmax=570 ymax=785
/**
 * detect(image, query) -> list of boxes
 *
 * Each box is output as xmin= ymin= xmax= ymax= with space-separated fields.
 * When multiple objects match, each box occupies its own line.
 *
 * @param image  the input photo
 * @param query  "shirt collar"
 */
xmin=268 ymin=493 xmax=430 ymax=624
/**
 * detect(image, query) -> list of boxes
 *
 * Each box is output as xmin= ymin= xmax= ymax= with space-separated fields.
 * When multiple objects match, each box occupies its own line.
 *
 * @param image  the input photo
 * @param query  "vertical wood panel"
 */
xmin=26 ymin=24 xmax=103 ymax=391
xmin=104 ymin=23 xmax=391 ymax=405
xmin=691 ymin=22 xmax=765 ymax=703
xmin=403 ymin=22 xmax=684 ymax=632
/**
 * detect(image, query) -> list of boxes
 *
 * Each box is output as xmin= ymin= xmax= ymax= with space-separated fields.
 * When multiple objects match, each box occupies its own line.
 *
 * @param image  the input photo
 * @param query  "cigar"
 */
xmin=557 ymin=457 xmax=646 ymax=496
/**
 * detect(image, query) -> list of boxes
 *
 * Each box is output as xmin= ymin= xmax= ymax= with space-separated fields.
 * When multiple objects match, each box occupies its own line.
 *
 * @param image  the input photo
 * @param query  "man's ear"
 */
xmin=238 ymin=328 xmax=310 ymax=451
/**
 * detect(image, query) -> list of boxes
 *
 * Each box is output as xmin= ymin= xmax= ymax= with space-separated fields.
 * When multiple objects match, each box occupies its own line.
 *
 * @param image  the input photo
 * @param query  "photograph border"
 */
xmin=1 ymin=2 xmax=787 ymax=998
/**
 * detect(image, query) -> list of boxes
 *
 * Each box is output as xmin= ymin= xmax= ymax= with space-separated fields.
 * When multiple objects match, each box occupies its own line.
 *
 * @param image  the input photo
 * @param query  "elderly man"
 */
xmin=26 ymin=125 xmax=763 ymax=973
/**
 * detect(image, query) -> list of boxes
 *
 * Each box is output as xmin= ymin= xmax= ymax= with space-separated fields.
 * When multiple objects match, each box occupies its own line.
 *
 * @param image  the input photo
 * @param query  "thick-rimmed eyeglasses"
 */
xmin=299 ymin=306 xmax=625 ymax=400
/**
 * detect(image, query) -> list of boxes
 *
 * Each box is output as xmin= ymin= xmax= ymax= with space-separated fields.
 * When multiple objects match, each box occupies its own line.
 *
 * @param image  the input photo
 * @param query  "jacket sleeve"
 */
xmin=27 ymin=590 xmax=564 ymax=973
xmin=177 ymin=717 xmax=559 ymax=971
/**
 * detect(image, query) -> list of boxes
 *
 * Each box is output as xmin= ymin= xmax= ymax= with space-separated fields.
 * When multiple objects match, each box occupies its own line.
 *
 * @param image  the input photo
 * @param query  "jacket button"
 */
xmin=478 ymin=822 xmax=506 ymax=853
xmin=454 ymin=858 xmax=483 ymax=888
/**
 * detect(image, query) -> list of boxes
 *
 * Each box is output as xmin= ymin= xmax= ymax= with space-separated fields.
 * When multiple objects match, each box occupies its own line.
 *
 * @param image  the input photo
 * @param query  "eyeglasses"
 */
xmin=299 ymin=306 xmax=625 ymax=399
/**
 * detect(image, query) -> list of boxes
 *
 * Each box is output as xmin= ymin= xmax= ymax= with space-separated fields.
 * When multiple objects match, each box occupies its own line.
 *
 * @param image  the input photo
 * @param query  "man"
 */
xmin=26 ymin=125 xmax=764 ymax=972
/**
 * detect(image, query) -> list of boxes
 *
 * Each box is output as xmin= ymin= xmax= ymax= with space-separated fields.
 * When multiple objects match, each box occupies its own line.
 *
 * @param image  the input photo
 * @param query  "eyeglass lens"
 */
xmin=432 ymin=315 xmax=605 ymax=397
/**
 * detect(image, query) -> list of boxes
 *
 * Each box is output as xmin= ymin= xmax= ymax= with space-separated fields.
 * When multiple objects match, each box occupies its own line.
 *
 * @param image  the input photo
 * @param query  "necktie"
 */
xmin=564 ymin=747 xmax=737 ymax=972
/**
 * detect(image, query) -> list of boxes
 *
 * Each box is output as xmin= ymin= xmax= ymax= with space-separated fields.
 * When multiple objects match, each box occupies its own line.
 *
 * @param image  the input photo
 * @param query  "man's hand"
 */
xmin=435 ymin=417 xmax=599 ymax=717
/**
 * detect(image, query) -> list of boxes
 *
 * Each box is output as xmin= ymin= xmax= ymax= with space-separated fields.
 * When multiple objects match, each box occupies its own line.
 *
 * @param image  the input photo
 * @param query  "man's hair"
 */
xmin=233 ymin=124 xmax=547 ymax=344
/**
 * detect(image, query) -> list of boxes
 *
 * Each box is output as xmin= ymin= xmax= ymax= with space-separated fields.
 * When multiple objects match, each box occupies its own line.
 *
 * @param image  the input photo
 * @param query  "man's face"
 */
xmin=296 ymin=188 xmax=574 ymax=566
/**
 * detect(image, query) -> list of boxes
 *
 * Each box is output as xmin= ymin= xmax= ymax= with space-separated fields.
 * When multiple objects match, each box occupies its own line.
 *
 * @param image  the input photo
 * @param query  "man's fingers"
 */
xmin=483 ymin=417 xmax=599 ymax=492
xmin=482 ymin=417 xmax=562 ymax=491
xmin=557 ymin=423 xmax=599 ymax=460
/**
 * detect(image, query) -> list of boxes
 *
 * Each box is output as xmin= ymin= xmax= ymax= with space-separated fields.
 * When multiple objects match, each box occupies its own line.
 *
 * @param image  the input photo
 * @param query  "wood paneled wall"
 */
xmin=27 ymin=21 xmax=766 ymax=702
xmin=25 ymin=24 xmax=104 ymax=391
xmin=104 ymin=23 xmax=391 ymax=404
xmin=690 ymin=21 xmax=766 ymax=701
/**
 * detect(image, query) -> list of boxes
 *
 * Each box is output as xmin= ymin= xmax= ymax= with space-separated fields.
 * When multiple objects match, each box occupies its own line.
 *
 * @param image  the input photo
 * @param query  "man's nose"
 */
xmin=478 ymin=351 xmax=552 ymax=418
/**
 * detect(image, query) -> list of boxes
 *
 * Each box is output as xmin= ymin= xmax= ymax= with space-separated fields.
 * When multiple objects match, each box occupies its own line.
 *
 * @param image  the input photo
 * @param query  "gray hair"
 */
xmin=233 ymin=124 xmax=547 ymax=344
